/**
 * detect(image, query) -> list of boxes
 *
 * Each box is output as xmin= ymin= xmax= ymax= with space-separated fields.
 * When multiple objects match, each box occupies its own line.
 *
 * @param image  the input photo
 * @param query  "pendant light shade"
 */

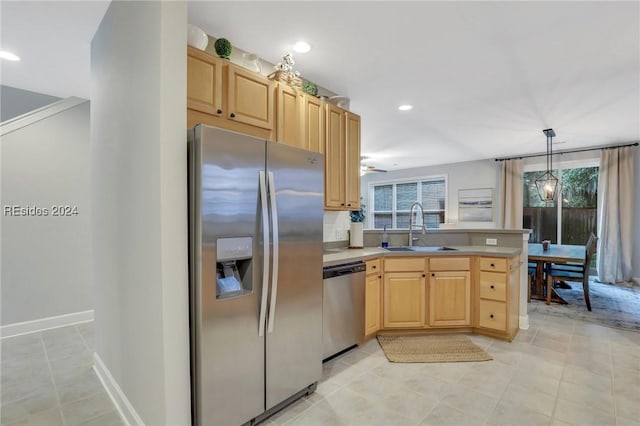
xmin=536 ymin=128 xmax=561 ymax=202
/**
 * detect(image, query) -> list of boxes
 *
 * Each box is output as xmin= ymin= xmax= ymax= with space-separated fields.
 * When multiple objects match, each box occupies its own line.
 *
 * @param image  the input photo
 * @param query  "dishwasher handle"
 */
xmin=323 ymin=262 xmax=366 ymax=279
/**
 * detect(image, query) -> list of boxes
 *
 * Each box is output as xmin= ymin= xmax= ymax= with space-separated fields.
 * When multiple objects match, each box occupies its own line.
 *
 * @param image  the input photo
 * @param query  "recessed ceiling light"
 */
xmin=292 ymin=41 xmax=311 ymax=53
xmin=398 ymin=104 xmax=413 ymax=111
xmin=0 ymin=50 xmax=20 ymax=61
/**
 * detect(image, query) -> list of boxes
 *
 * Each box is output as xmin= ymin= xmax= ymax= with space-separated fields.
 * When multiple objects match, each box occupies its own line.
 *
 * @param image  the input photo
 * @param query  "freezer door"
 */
xmin=189 ymin=125 xmax=266 ymax=426
xmin=265 ymin=142 xmax=324 ymax=409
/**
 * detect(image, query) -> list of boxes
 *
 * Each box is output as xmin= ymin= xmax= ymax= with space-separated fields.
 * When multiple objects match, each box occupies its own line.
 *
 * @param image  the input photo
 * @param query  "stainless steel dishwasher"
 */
xmin=322 ymin=261 xmax=366 ymax=360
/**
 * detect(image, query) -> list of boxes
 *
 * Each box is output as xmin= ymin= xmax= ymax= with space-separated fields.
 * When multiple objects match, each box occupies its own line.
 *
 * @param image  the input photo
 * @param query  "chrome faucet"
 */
xmin=408 ymin=202 xmax=426 ymax=246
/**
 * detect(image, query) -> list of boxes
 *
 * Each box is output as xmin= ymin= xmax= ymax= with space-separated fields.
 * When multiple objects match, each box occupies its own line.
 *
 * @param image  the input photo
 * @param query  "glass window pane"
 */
xmin=396 ymin=183 xmax=417 ymax=210
xmin=374 ymin=214 xmax=392 ymax=229
xmin=421 ymin=180 xmax=445 ymax=211
xmin=374 ymin=185 xmax=392 ymax=211
xmin=396 ymin=213 xmax=410 ymax=229
xmin=561 ymin=166 xmax=598 ymax=245
xmin=423 ymin=212 xmax=444 ymax=228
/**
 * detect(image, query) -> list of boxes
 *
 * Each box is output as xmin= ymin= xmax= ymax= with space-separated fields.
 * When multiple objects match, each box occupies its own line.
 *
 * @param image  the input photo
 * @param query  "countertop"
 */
xmin=323 ymin=245 xmax=521 ymax=267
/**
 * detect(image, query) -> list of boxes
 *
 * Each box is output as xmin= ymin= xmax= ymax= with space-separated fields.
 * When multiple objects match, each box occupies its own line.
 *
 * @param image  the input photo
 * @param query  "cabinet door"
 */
xmin=428 ymin=271 xmax=471 ymax=326
xmin=227 ymin=65 xmax=274 ymax=130
xmin=383 ymin=272 xmax=425 ymax=328
xmin=303 ymin=95 xmax=324 ymax=154
xmin=187 ymin=48 xmax=222 ymax=116
xmin=324 ymin=103 xmax=346 ymax=209
xmin=276 ymin=84 xmax=303 ymax=148
xmin=345 ymin=111 xmax=361 ymax=210
xmin=365 ymin=273 xmax=382 ymax=336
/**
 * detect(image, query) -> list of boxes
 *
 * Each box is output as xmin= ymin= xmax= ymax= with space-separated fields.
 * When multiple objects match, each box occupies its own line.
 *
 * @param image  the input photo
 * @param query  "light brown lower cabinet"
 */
xmin=428 ymin=271 xmax=471 ymax=326
xmin=383 ymin=272 xmax=426 ymax=328
xmin=365 ymin=272 xmax=382 ymax=336
xmin=366 ymin=254 xmax=520 ymax=341
xmin=476 ymin=256 xmax=520 ymax=340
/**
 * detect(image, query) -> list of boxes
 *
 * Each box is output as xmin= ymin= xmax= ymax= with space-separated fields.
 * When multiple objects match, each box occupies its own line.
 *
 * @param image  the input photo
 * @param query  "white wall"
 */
xmin=0 ymin=85 xmax=61 ymax=122
xmin=361 ymin=159 xmax=500 ymax=228
xmin=1 ymin=101 xmax=91 ymax=326
xmin=91 ymin=2 xmax=190 ymax=424
xmin=634 ymin=148 xmax=640 ymax=284
xmin=323 ymin=211 xmax=351 ymax=242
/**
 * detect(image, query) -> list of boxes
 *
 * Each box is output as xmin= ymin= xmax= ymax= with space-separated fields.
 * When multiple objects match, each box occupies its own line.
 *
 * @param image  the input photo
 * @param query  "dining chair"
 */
xmin=527 ymin=262 xmax=537 ymax=302
xmin=546 ymin=232 xmax=597 ymax=311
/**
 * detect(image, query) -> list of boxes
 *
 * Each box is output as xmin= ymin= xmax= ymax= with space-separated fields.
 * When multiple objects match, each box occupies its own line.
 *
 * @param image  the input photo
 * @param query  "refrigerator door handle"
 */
xmin=258 ymin=171 xmax=270 ymax=337
xmin=267 ymin=171 xmax=279 ymax=333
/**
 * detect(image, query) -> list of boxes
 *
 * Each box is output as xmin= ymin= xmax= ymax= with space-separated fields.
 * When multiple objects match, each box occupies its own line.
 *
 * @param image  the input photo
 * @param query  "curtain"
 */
xmin=498 ymin=159 xmax=524 ymax=228
xmin=597 ymin=146 xmax=635 ymax=283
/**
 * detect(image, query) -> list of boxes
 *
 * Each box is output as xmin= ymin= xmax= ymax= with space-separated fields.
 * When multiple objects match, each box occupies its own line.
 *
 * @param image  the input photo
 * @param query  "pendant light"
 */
xmin=535 ymin=128 xmax=561 ymax=202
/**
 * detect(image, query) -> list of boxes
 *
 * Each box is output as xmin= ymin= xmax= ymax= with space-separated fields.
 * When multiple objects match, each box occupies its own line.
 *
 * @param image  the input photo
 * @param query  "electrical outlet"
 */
xmin=486 ymin=238 xmax=497 ymax=246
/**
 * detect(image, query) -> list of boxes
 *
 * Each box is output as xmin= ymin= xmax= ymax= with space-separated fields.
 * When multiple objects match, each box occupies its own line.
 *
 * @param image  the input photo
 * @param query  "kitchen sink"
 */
xmin=383 ymin=247 xmax=413 ymax=252
xmin=384 ymin=246 xmax=458 ymax=252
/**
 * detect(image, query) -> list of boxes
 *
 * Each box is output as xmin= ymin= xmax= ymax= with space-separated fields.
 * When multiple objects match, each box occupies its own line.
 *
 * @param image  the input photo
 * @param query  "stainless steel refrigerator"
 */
xmin=188 ymin=124 xmax=324 ymax=426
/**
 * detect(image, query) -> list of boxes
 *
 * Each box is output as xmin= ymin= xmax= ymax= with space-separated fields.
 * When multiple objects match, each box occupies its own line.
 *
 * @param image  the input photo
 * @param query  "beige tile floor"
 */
xmin=1 ymin=323 xmax=124 ymax=426
xmin=265 ymin=305 xmax=640 ymax=426
xmin=2 ymin=305 xmax=639 ymax=426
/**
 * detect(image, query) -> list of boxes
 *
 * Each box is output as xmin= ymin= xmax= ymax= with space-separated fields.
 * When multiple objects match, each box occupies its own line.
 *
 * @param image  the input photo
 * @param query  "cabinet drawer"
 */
xmin=479 ymin=257 xmax=507 ymax=272
xmin=479 ymin=271 xmax=507 ymax=301
xmin=478 ymin=300 xmax=507 ymax=331
xmin=429 ymin=257 xmax=470 ymax=271
xmin=384 ymin=257 xmax=425 ymax=272
xmin=366 ymin=258 xmax=381 ymax=275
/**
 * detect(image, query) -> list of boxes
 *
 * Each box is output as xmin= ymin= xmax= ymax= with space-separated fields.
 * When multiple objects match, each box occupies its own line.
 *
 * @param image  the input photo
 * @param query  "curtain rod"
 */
xmin=494 ymin=141 xmax=639 ymax=162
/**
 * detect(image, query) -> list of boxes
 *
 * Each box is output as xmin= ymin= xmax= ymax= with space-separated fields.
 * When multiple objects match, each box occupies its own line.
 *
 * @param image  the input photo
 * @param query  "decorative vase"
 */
xmin=242 ymin=52 xmax=262 ymax=73
xmin=350 ymin=222 xmax=364 ymax=248
xmin=187 ymin=24 xmax=208 ymax=50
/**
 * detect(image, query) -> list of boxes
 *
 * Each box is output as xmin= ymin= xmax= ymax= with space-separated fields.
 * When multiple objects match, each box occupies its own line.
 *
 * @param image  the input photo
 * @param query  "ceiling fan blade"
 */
xmin=362 ymin=165 xmax=387 ymax=173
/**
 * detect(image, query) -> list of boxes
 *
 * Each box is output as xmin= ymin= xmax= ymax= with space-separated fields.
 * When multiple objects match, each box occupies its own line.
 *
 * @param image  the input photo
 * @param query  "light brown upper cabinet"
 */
xmin=345 ymin=111 xmax=361 ymax=210
xmin=276 ymin=84 xmax=304 ymax=149
xmin=187 ymin=47 xmax=223 ymax=116
xmin=303 ymin=94 xmax=324 ymax=154
xmin=227 ymin=65 xmax=274 ymax=130
xmin=187 ymin=46 xmax=274 ymax=139
xmin=324 ymin=103 xmax=346 ymax=209
xmin=324 ymin=104 xmax=361 ymax=210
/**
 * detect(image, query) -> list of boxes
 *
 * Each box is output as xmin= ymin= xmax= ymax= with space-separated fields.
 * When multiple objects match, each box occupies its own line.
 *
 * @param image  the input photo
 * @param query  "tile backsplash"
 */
xmin=323 ymin=211 xmax=351 ymax=242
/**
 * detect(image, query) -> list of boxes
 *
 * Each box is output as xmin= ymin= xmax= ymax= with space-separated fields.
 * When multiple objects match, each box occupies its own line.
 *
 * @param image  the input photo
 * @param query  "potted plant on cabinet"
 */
xmin=349 ymin=203 xmax=365 ymax=248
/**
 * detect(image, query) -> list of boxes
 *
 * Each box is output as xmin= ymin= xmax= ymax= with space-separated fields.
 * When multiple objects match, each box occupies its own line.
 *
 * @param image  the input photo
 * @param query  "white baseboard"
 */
xmin=93 ymin=353 xmax=145 ymax=426
xmin=519 ymin=314 xmax=530 ymax=330
xmin=1 ymin=310 xmax=94 ymax=338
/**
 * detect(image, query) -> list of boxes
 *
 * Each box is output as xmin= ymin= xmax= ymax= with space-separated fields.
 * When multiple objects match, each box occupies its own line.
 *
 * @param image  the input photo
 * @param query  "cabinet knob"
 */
xmin=347 ymin=204 xmax=351 ymax=207
xmin=341 ymin=203 xmax=345 ymax=206
xmin=490 ymin=314 xmax=494 ymax=319
xmin=378 ymin=275 xmax=382 ymax=279
xmin=490 ymin=263 xmax=495 ymax=267
xmin=431 ymin=273 xmax=435 ymax=277
xmin=422 ymin=274 xmax=426 ymax=277
xmin=217 ymin=109 xmax=222 ymax=114
xmin=372 ymin=265 xmax=376 ymax=269
xmin=230 ymin=113 xmax=236 ymax=118
xmin=490 ymin=285 xmax=495 ymax=289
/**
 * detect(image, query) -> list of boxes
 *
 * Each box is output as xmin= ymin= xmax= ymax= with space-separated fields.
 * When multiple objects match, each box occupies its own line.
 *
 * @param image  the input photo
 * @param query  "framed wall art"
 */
xmin=458 ymin=188 xmax=493 ymax=221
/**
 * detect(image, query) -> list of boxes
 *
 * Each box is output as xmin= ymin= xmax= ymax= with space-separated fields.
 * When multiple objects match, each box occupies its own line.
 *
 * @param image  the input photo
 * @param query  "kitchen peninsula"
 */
xmin=324 ymin=229 xmax=530 ymax=342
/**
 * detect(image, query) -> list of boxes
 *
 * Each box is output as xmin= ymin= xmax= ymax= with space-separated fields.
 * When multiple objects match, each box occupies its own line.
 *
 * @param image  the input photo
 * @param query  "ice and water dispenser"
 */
xmin=215 ymin=237 xmax=253 ymax=299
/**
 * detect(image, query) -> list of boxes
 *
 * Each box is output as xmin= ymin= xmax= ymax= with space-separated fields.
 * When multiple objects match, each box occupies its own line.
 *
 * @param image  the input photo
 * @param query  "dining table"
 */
xmin=528 ymin=243 xmax=586 ymax=303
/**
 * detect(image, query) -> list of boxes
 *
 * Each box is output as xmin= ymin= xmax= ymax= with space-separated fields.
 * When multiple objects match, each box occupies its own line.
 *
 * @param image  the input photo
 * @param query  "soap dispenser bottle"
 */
xmin=381 ymin=225 xmax=389 ymax=248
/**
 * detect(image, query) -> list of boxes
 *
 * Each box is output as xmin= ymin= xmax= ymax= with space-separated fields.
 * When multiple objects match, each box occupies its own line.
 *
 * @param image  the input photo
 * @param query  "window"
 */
xmin=523 ymin=161 xmax=598 ymax=245
xmin=369 ymin=177 xmax=447 ymax=229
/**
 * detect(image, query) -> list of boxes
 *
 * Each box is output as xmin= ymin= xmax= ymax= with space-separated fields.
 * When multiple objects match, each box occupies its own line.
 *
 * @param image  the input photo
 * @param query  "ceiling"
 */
xmin=2 ymin=2 xmax=638 ymax=171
